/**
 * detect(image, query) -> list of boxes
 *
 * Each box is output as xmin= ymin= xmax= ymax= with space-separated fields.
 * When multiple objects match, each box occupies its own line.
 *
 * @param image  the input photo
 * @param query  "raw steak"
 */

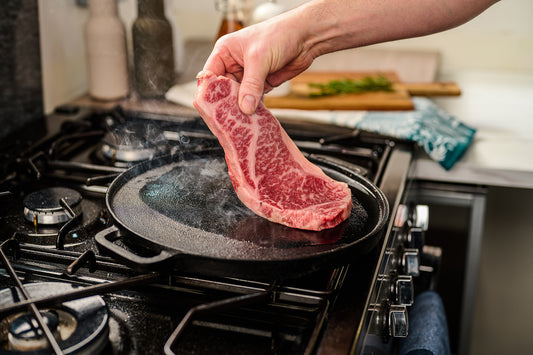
xmin=193 ymin=70 xmax=352 ymax=231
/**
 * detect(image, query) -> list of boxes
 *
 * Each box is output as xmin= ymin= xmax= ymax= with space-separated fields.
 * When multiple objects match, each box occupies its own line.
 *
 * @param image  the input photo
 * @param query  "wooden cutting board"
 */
xmin=263 ymin=71 xmax=461 ymax=111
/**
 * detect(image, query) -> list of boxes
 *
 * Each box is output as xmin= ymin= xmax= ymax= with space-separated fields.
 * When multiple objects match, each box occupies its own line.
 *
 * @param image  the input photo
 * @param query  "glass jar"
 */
xmin=215 ymin=0 xmax=246 ymax=41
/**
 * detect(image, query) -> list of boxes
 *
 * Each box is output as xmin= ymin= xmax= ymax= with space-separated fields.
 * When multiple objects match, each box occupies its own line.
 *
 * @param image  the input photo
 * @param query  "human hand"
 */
xmin=202 ymin=14 xmax=316 ymax=114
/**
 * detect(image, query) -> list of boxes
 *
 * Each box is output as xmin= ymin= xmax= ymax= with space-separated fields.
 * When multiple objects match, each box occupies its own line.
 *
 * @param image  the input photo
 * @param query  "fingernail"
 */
xmin=241 ymin=95 xmax=256 ymax=114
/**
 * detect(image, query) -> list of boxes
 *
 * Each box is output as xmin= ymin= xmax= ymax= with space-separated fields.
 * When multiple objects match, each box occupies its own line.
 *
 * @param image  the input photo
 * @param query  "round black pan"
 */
xmin=95 ymin=149 xmax=389 ymax=280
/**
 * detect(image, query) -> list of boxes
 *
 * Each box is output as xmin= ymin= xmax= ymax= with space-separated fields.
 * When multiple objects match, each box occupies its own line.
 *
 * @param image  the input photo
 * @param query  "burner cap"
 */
xmin=100 ymin=143 xmax=159 ymax=163
xmin=23 ymin=187 xmax=82 ymax=225
xmin=100 ymin=121 xmax=167 ymax=164
xmin=0 ymin=282 xmax=109 ymax=354
xmin=8 ymin=311 xmax=60 ymax=351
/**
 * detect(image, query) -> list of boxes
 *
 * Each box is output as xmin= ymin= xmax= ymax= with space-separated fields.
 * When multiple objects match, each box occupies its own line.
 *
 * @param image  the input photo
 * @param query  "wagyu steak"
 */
xmin=193 ymin=70 xmax=352 ymax=231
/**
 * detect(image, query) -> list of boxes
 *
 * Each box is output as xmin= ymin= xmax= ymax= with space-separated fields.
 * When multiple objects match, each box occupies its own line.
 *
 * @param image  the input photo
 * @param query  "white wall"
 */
xmin=370 ymin=0 xmax=533 ymax=75
xmin=39 ymin=0 xmax=533 ymax=113
xmin=39 ymin=0 xmax=87 ymax=114
xmin=165 ymin=0 xmax=533 ymax=75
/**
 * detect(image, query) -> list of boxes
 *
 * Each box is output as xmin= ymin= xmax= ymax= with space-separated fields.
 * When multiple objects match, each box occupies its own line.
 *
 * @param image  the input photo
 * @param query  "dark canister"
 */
xmin=132 ymin=0 xmax=175 ymax=98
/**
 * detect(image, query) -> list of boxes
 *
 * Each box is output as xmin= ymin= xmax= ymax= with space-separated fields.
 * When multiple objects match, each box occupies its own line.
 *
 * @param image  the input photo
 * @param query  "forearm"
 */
xmin=203 ymin=0 xmax=499 ymax=114
xmin=289 ymin=0 xmax=500 ymax=59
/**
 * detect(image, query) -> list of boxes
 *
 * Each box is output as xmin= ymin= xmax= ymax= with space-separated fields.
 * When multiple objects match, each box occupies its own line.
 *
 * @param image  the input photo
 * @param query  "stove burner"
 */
xmin=8 ymin=311 xmax=60 ymax=351
xmin=23 ymin=188 xmax=82 ymax=225
xmin=1 ymin=188 xmax=103 ymax=248
xmin=0 ymin=283 xmax=109 ymax=354
xmin=99 ymin=121 xmax=167 ymax=165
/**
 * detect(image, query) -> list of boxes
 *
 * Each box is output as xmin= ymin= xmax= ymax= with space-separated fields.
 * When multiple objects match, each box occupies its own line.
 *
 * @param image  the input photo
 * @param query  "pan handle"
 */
xmin=95 ymin=225 xmax=177 ymax=268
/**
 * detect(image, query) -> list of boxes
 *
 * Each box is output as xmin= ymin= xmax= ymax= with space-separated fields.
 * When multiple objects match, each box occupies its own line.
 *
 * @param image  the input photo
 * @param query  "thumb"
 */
xmin=238 ymin=57 xmax=271 ymax=115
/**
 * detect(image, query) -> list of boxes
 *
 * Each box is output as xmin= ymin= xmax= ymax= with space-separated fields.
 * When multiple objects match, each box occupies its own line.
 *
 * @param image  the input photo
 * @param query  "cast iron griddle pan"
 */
xmin=95 ymin=149 xmax=389 ymax=280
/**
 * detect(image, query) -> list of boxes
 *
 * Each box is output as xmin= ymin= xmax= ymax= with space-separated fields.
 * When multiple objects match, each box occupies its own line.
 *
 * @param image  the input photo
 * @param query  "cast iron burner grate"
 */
xmin=0 ymin=238 xmax=333 ymax=354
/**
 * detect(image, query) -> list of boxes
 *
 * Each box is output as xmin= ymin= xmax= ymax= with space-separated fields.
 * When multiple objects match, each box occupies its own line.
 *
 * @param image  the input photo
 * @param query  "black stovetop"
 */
xmin=0 ymin=105 xmax=407 ymax=354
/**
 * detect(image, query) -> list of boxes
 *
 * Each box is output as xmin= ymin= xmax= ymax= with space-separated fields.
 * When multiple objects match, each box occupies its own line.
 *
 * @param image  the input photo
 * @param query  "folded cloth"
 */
xmin=166 ymin=82 xmax=475 ymax=170
xmin=399 ymin=291 xmax=451 ymax=355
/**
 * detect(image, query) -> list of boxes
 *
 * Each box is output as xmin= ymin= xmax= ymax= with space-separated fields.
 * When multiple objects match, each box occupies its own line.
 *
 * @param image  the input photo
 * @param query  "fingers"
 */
xmin=201 ymin=27 xmax=278 ymax=115
xmin=238 ymin=47 xmax=273 ymax=114
xmin=202 ymin=46 xmax=226 ymax=77
xmin=203 ymin=36 xmax=244 ymax=79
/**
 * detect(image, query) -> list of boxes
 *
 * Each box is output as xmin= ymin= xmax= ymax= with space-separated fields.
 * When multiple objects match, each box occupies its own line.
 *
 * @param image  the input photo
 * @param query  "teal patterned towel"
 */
xmin=355 ymin=97 xmax=476 ymax=170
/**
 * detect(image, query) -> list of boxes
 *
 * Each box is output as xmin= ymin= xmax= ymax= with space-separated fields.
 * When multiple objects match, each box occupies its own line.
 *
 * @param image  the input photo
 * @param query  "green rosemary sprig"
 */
xmin=307 ymin=75 xmax=394 ymax=98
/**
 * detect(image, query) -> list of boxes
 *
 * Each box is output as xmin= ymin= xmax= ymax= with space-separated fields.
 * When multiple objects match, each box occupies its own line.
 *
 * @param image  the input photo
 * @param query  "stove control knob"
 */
xmin=397 ymin=204 xmax=427 ymax=250
xmin=367 ymin=303 xmax=386 ymax=337
xmin=387 ymin=247 xmax=420 ymax=277
xmin=407 ymin=227 xmax=425 ymax=250
xmin=398 ymin=227 xmax=425 ymax=250
xmin=393 ymin=275 xmax=414 ymax=306
xmin=368 ymin=301 xmax=409 ymax=339
xmin=412 ymin=204 xmax=429 ymax=231
xmin=389 ymin=305 xmax=408 ymax=338
xmin=378 ymin=272 xmax=415 ymax=306
xmin=394 ymin=204 xmax=410 ymax=228
xmin=402 ymin=248 xmax=420 ymax=277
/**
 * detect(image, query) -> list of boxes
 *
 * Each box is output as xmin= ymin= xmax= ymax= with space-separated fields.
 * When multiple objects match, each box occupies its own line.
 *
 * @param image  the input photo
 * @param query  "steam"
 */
xmin=99 ymin=117 xmax=220 ymax=165
xmin=140 ymin=155 xmax=254 ymax=234
xmin=104 ymin=121 xmax=167 ymax=150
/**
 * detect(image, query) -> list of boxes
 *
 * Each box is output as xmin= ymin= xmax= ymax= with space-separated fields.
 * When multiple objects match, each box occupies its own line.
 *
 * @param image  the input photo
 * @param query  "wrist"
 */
xmin=289 ymin=0 xmax=363 ymax=59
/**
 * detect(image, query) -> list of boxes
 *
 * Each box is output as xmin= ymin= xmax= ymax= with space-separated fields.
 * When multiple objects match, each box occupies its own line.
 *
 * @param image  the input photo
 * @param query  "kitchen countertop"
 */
xmin=409 ymin=70 xmax=533 ymax=190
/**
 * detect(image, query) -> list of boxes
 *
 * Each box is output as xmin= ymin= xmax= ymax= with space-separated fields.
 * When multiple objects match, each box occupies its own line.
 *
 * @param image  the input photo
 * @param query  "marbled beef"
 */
xmin=193 ymin=70 xmax=352 ymax=231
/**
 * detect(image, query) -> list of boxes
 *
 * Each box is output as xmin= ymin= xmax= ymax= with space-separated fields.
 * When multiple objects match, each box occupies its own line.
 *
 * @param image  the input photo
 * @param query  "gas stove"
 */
xmin=0 ymin=105 xmax=431 ymax=354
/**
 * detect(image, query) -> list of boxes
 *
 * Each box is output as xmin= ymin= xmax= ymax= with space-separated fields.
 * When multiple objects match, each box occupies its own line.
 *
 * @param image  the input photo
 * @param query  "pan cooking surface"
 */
xmin=139 ymin=157 xmax=367 ymax=245
xmin=108 ymin=153 xmax=385 ymax=261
